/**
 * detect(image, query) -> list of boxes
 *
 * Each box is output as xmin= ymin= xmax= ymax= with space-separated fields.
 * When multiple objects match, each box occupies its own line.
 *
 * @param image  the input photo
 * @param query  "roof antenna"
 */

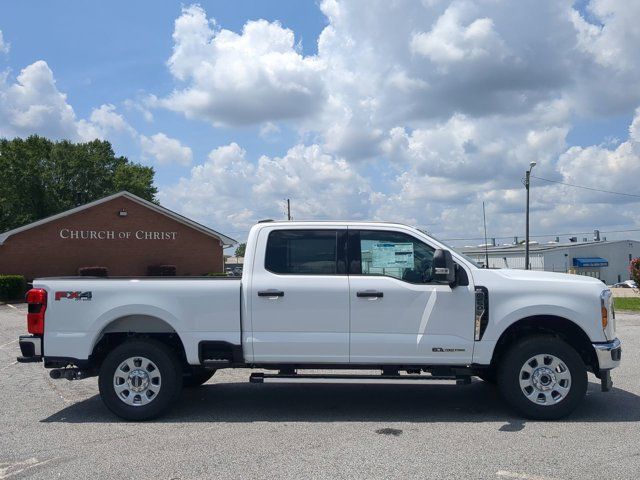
xmin=483 ymin=201 xmax=489 ymax=269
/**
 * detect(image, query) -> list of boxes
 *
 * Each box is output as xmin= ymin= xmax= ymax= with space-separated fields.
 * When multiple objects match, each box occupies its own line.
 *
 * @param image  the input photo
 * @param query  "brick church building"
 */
xmin=0 ymin=192 xmax=236 ymax=280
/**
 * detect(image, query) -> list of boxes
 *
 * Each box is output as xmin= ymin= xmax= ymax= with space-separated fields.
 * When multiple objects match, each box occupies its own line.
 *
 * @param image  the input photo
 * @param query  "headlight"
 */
xmin=600 ymin=289 xmax=612 ymax=330
xmin=474 ymin=287 xmax=488 ymax=341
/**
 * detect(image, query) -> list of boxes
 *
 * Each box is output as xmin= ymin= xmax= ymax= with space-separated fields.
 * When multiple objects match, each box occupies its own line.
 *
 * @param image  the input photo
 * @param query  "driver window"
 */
xmin=352 ymin=230 xmax=435 ymax=284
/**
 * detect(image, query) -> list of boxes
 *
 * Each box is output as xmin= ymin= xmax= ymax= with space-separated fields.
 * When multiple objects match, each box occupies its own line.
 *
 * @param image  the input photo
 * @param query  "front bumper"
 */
xmin=17 ymin=335 xmax=42 ymax=363
xmin=593 ymin=337 xmax=622 ymax=370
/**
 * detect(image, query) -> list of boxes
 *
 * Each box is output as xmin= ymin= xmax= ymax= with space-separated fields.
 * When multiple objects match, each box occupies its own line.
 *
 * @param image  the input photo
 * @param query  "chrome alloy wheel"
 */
xmin=519 ymin=354 xmax=572 ymax=405
xmin=113 ymin=356 xmax=161 ymax=406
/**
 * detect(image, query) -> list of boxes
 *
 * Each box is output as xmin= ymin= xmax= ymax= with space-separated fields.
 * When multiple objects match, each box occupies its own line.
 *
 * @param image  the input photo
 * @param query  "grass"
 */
xmin=614 ymin=297 xmax=640 ymax=311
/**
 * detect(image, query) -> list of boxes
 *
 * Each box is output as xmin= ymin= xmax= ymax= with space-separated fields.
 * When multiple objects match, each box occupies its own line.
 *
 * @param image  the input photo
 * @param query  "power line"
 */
xmin=442 ymin=228 xmax=640 ymax=243
xmin=532 ymin=176 xmax=640 ymax=199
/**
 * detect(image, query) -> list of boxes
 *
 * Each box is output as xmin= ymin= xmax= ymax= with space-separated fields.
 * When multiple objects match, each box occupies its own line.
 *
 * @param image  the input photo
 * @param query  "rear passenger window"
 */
xmin=265 ymin=230 xmax=339 ymax=275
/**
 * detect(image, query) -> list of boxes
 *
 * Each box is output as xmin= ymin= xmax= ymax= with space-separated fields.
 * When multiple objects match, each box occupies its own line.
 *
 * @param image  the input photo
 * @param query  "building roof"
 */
xmin=0 ymin=191 xmax=237 ymax=247
xmin=461 ymin=239 xmax=639 ymax=255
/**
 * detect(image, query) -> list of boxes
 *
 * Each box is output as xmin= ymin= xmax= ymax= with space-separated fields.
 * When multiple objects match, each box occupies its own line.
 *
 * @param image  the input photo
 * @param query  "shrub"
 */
xmin=630 ymin=258 xmax=640 ymax=286
xmin=147 ymin=265 xmax=177 ymax=276
xmin=78 ymin=266 xmax=108 ymax=277
xmin=161 ymin=265 xmax=177 ymax=276
xmin=204 ymin=272 xmax=229 ymax=277
xmin=0 ymin=275 xmax=26 ymax=301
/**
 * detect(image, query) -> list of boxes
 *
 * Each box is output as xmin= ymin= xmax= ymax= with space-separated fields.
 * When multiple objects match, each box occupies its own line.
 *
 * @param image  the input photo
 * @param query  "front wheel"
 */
xmin=497 ymin=336 xmax=587 ymax=420
xmin=98 ymin=339 xmax=183 ymax=421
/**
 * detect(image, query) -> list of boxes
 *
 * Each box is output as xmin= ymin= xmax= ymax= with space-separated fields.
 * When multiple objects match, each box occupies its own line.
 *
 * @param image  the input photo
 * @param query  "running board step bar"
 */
xmin=202 ymin=359 xmax=231 ymax=369
xmin=250 ymin=373 xmax=471 ymax=385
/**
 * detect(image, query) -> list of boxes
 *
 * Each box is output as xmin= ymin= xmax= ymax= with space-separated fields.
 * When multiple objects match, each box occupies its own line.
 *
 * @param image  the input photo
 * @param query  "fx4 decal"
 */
xmin=55 ymin=291 xmax=92 ymax=301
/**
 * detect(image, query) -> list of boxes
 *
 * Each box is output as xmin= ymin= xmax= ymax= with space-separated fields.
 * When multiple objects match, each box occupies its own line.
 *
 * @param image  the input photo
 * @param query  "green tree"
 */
xmin=0 ymin=135 xmax=158 ymax=232
xmin=235 ymin=243 xmax=246 ymax=257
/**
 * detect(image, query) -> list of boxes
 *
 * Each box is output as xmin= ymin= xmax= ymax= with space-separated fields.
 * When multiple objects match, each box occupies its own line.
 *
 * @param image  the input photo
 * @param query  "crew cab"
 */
xmin=17 ymin=221 xmax=622 ymax=420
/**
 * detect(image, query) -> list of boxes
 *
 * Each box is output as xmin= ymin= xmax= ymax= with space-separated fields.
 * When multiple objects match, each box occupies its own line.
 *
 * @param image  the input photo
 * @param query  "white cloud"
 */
xmin=77 ymin=103 xmax=137 ymax=141
xmin=555 ymin=108 xmax=640 ymax=208
xmin=157 ymin=5 xmax=325 ymax=126
xmin=160 ymin=142 xmax=371 ymax=232
xmin=410 ymin=4 xmax=508 ymax=66
xmin=310 ymin=0 xmax=579 ymax=159
xmin=571 ymin=1 xmax=640 ymax=71
xmin=0 ymin=30 xmax=9 ymax=54
xmin=0 ymin=62 xmax=138 ymax=144
xmin=75 ymin=105 xmax=192 ymax=167
xmin=124 ymin=99 xmax=154 ymax=122
xmin=0 ymin=60 xmax=77 ymax=139
xmin=3 ymin=2 xmax=640 ymax=243
xmin=140 ymin=132 xmax=193 ymax=166
xmin=153 ymin=1 xmax=640 ymax=242
xmin=569 ymin=0 xmax=640 ymax=115
xmin=0 ymin=59 xmax=190 ymax=170
xmin=259 ymin=122 xmax=281 ymax=140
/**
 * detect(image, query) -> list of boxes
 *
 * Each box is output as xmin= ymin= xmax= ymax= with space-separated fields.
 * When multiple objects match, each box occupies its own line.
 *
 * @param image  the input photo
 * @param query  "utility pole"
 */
xmin=287 ymin=199 xmax=291 ymax=221
xmin=482 ymin=201 xmax=489 ymax=269
xmin=525 ymin=161 xmax=537 ymax=270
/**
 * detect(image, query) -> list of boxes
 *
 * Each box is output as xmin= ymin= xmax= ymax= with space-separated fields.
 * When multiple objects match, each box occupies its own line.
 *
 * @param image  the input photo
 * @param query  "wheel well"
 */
xmin=90 ymin=315 xmax=188 ymax=370
xmin=490 ymin=316 xmax=598 ymax=373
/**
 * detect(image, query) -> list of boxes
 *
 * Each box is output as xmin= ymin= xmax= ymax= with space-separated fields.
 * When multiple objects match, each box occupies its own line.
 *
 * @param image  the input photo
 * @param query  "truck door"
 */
xmin=249 ymin=228 xmax=350 ymax=363
xmin=347 ymin=228 xmax=475 ymax=365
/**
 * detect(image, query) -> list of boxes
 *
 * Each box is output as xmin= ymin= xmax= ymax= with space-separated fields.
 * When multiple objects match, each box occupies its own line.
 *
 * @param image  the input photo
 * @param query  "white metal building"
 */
xmin=462 ymin=240 xmax=640 ymax=285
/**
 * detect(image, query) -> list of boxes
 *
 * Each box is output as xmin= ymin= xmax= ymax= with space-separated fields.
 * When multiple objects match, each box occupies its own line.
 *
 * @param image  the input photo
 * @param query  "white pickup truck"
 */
xmin=18 ymin=221 xmax=621 ymax=420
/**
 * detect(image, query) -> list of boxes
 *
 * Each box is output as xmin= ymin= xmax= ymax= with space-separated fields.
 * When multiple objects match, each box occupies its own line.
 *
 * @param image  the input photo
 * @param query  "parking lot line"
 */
xmin=496 ymin=471 xmax=561 ymax=480
xmin=0 ymin=457 xmax=56 ymax=479
xmin=0 ymin=339 xmax=18 ymax=349
xmin=0 ymin=361 xmax=17 ymax=372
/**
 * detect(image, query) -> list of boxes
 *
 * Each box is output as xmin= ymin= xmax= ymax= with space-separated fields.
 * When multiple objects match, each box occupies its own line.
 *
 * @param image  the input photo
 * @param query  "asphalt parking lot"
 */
xmin=1 ymin=304 xmax=639 ymax=480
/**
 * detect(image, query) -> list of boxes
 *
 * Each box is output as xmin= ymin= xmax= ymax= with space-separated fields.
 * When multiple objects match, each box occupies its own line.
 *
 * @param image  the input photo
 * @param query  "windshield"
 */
xmin=417 ymin=229 xmax=481 ymax=268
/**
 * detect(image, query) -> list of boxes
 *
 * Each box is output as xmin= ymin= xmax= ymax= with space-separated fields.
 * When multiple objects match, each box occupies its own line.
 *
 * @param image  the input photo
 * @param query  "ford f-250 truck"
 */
xmin=17 ymin=221 xmax=621 ymax=420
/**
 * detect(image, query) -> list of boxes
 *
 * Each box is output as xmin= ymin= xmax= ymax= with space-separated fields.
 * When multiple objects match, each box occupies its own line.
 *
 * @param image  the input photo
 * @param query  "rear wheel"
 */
xmin=497 ymin=335 xmax=587 ymax=420
xmin=98 ymin=339 xmax=183 ymax=421
xmin=183 ymin=368 xmax=215 ymax=388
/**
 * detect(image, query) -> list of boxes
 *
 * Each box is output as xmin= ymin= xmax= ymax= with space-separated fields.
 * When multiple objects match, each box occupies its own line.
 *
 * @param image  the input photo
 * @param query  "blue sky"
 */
xmin=0 ymin=1 xmax=327 ymax=186
xmin=1 ymin=0 xmax=639 ymax=245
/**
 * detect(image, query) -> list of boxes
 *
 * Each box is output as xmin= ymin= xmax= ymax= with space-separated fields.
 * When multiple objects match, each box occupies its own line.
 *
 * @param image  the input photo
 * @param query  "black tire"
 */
xmin=98 ymin=339 xmax=183 ymax=421
xmin=497 ymin=335 xmax=587 ymax=420
xmin=183 ymin=368 xmax=215 ymax=388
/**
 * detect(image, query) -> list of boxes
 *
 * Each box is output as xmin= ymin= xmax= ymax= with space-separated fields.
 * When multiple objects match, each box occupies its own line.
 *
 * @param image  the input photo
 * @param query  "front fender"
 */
xmin=487 ymin=304 xmax=589 ymax=342
xmin=472 ymin=300 xmax=604 ymax=365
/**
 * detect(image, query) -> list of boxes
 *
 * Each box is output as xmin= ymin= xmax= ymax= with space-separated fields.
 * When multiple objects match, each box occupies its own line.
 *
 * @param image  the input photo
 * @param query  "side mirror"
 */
xmin=432 ymin=249 xmax=456 ymax=285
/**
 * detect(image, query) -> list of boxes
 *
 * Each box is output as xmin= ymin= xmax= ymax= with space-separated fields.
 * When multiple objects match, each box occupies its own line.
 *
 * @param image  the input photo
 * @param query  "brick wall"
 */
xmin=0 ymin=197 xmax=224 ymax=280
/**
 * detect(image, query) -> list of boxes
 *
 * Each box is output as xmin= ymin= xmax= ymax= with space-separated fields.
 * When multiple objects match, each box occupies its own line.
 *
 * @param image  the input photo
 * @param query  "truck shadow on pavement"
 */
xmin=41 ymin=379 xmax=640 ymax=426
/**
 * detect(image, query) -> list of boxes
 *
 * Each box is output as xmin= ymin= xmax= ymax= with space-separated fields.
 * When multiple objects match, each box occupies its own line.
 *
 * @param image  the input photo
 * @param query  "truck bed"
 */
xmin=34 ymin=277 xmax=242 ymax=364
